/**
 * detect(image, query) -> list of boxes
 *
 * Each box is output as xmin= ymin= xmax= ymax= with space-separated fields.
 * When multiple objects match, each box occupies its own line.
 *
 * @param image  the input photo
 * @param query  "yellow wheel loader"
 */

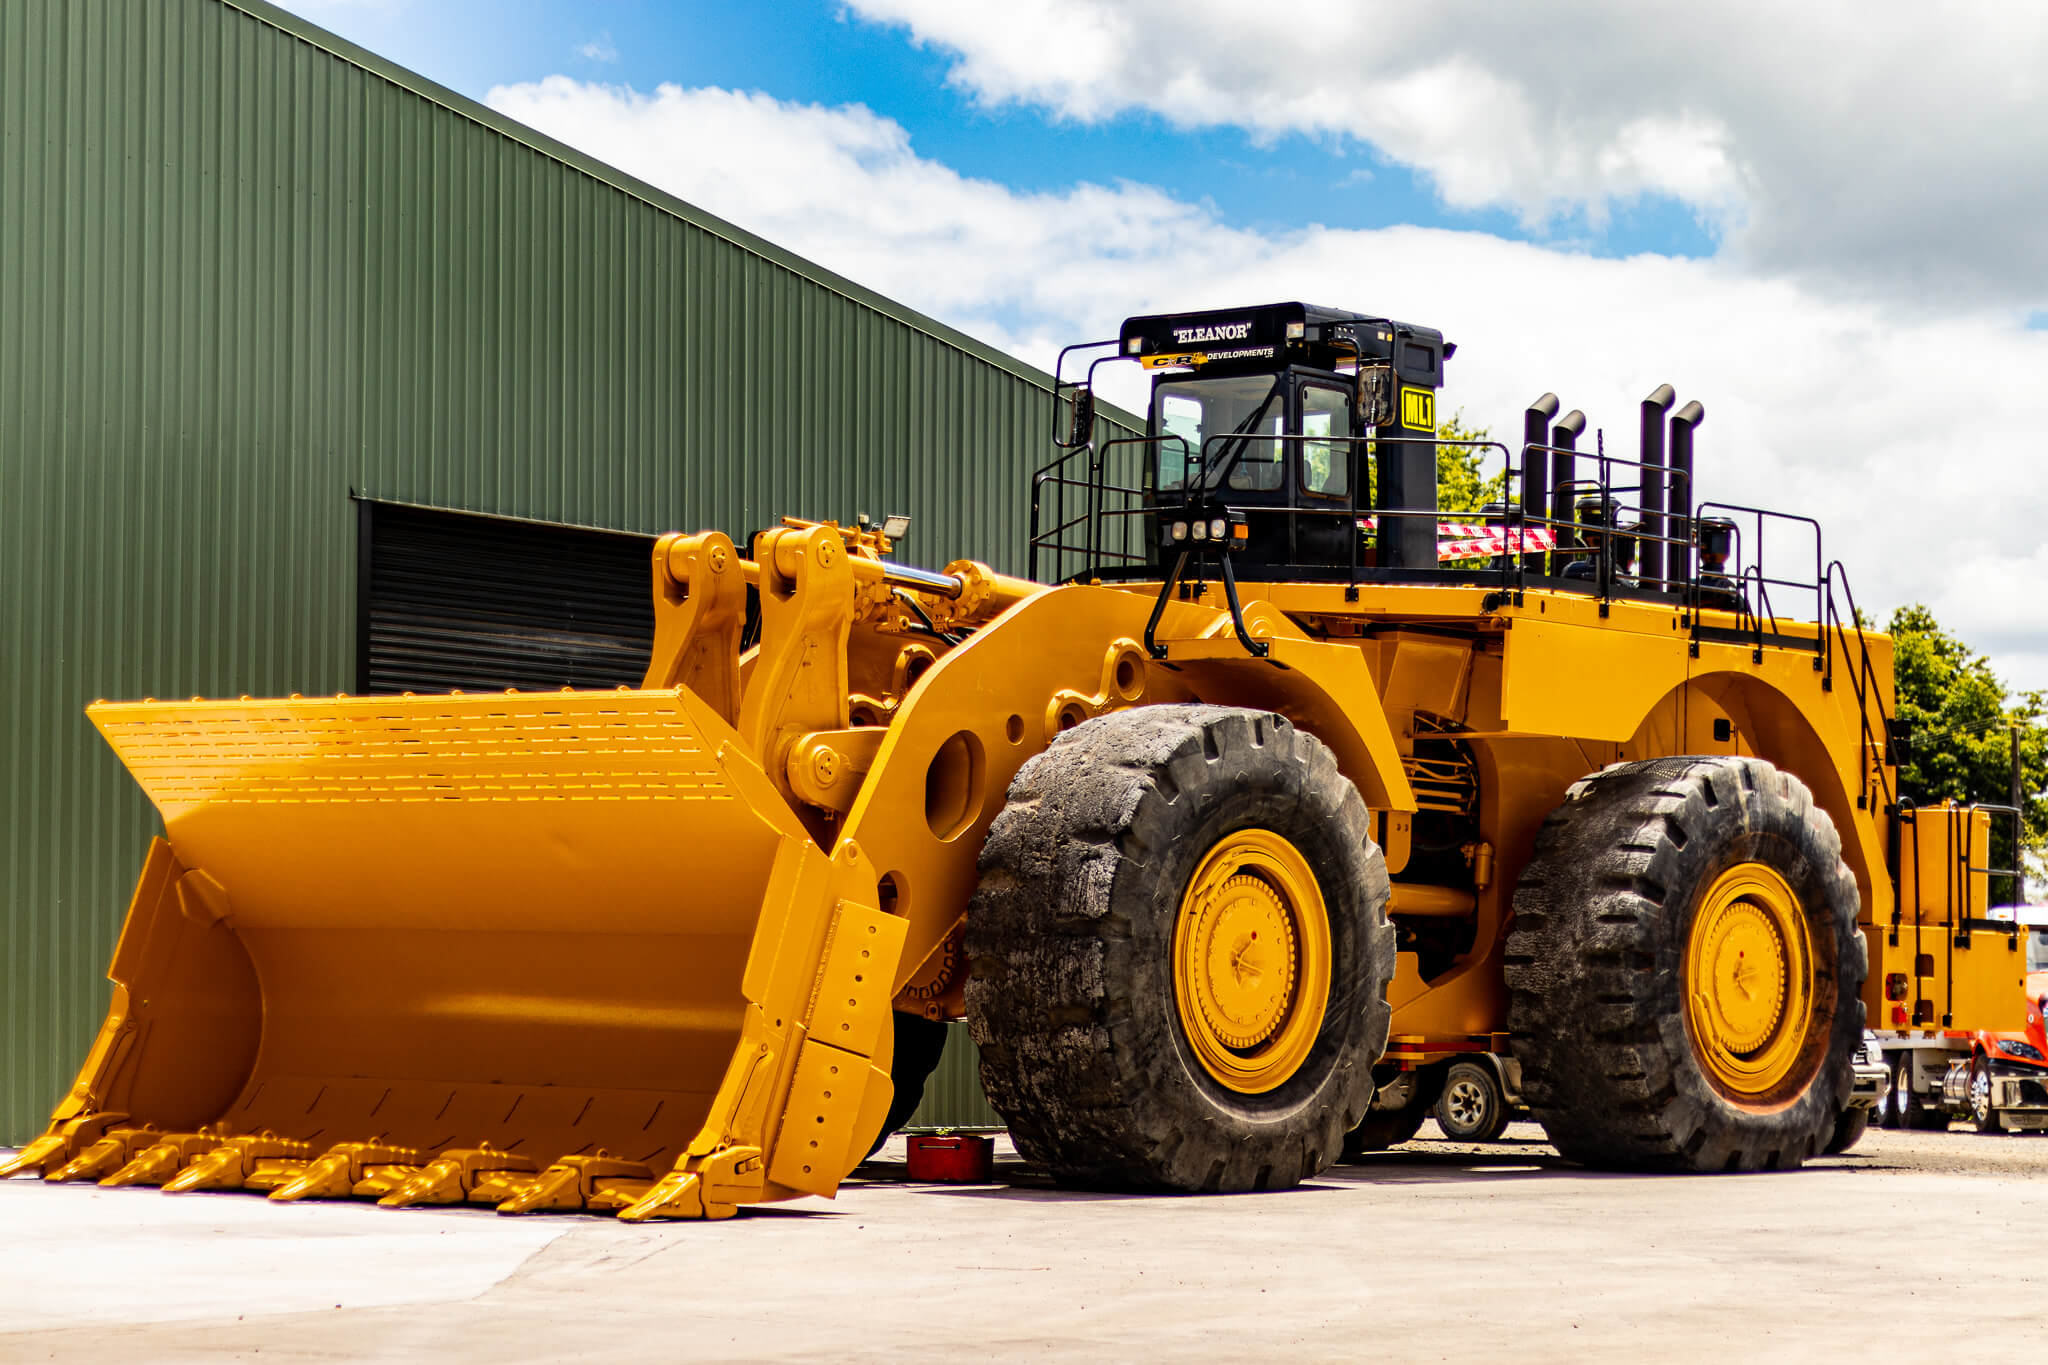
xmin=6 ymin=301 xmax=2029 ymax=1217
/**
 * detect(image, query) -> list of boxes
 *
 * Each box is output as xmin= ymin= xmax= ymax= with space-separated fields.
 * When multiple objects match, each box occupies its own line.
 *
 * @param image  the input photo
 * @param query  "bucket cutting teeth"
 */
xmin=494 ymin=1152 xmax=657 ymax=1215
xmin=268 ymin=1142 xmax=425 ymax=1203
xmin=46 ymin=1127 xmax=163 ymax=1183
xmin=0 ymin=1135 xmax=70 ymax=1181
xmin=161 ymin=1133 xmax=314 ymax=1194
xmin=0 ymin=1113 xmax=134 ymax=1180
xmin=617 ymin=1144 xmax=763 ymax=1223
xmin=376 ymin=1147 xmax=540 ymax=1209
xmin=101 ymin=1131 xmax=233 ymax=1188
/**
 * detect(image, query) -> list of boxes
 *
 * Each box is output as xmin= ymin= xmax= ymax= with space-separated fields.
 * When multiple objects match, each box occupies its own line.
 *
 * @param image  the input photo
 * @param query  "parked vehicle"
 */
xmin=1877 ymin=912 xmax=2048 ymax=1133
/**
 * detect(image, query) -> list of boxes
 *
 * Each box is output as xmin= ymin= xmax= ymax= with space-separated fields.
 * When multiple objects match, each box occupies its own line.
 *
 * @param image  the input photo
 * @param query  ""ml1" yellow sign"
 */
xmin=1400 ymin=386 xmax=1435 ymax=431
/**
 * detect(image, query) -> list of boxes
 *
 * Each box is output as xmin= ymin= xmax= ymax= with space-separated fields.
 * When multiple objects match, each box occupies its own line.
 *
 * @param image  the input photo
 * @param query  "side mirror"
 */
xmin=1066 ymin=386 xmax=1096 ymax=447
xmin=1356 ymin=365 xmax=1394 ymax=428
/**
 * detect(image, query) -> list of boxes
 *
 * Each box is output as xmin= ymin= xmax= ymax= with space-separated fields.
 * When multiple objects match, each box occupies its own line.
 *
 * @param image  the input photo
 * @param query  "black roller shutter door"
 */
xmin=358 ymin=501 xmax=656 ymax=694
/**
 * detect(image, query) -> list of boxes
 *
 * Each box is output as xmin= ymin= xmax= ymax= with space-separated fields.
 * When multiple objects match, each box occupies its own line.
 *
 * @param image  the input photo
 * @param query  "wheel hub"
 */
xmin=1683 ymin=862 xmax=1818 ymax=1104
xmin=1174 ymin=830 xmax=1331 ymax=1094
xmin=1194 ymin=875 xmax=1298 ymax=1047
xmin=1445 ymin=1078 xmax=1487 ymax=1128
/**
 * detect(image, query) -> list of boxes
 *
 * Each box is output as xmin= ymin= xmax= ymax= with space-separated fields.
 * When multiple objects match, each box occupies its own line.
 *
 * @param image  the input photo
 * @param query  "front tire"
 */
xmin=967 ymin=705 xmax=1395 ymax=1192
xmin=1506 ymin=756 xmax=1866 ymax=1172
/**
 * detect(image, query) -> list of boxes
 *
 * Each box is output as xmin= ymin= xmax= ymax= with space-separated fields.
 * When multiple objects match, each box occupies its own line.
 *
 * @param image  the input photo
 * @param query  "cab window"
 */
xmin=1300 ymin=385 xmax=1351 ymax=499
xmin=1152 ymin=375 xmax=1284 ymax=492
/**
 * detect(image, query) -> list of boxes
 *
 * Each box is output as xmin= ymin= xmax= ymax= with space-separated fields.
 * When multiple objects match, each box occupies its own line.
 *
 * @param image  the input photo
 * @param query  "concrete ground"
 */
xmin=3 ymin=1122 xmax=2045 ymax=1362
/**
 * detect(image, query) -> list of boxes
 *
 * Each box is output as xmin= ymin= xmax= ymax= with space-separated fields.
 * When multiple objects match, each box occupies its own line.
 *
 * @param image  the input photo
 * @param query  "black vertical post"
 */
xmin=1666 ymin=401 xmax=1705 ymax=590
xmin=1521 ymin=393 xmax=1558 ymax=575
xmin=1380 ymin=385 xmax=1439 ymax=571
xmin=1639 ymin=384 xmax=1675 ymax=587
xmin=354 ymin=496 xmax=374 ymax=696
xmin=2011 ymin=724 xmax=2025 ymax=907
xmin=1550 ymin=409 xmax=1586 ymax=575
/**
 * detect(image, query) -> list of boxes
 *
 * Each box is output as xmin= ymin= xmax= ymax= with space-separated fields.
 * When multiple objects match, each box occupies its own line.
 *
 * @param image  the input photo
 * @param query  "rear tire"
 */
xmin=967 ymin=705 xmax=1395 ymax=1192
xmin=1506 ymin=756 xmax=1866 ymax=1172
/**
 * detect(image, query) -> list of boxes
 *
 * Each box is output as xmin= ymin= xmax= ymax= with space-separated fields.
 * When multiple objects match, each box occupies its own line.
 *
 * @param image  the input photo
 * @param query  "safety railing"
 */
xmin=1819 ymin=560 xmax=1898 ymax=817
xmin=1028 ymin=434 xmax=1177 ymax=583
xmin=1031 ymin=378 xmax=1844 ymax=666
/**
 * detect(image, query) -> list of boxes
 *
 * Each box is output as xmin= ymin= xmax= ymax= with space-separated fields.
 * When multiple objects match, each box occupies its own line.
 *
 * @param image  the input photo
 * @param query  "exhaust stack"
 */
xmin=1521 ymin=394 xmax=1560 ymax=572
xmin=1550 ymin=409 xmax=1587 ymax=575
xmin=1638 ymin=385 xmax=1676 ymax=587
xmin=1666 ymin=400 xmax=1705 ymax=589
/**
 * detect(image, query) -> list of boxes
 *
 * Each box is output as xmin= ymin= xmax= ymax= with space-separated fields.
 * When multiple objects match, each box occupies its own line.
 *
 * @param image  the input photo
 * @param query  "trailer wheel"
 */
xmin=1896 ymin=1054 xmax=1947 ymax=1130
xmin=966 ymin=705 xmax=1395 ymax=1192
xmin=1880 ymin=1055 xmax=1905 ymax=1128
xmin=1506 ymin=756 xmax=1866 ymax=1172
xmin=1435 ymin=1059 xmax=1512 ymax=1143
xmin=1969 ymin=1056 xmax=2004 ymax=1134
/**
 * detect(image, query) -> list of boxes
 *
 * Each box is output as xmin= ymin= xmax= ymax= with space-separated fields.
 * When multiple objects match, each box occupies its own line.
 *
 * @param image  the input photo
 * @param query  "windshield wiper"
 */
xmin=1202 ymin=384 xmax=1280 ymax=491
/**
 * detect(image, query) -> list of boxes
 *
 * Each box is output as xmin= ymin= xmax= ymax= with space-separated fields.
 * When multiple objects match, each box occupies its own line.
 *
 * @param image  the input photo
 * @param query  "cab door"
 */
xmin=1293 ymin=379 xmax=1358 ymax=566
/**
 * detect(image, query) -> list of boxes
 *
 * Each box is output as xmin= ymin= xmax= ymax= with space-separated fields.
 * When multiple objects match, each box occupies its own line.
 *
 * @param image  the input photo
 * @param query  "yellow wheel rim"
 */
xmin=1683 ymin=862 xmax=1817 ymax=1104
xmin=1173 ymin=829 xmax=1331 ymax=1094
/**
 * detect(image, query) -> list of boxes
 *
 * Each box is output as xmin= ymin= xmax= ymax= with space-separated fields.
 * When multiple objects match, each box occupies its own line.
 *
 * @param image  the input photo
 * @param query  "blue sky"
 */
xmin=287 ymin=0 xmax=1716 ymax=259
xmin=282 ymin=0 xmax=2048 ymax=688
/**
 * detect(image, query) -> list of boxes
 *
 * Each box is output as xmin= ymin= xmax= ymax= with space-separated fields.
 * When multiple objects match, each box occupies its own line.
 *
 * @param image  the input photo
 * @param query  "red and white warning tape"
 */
xmin=1359 ymin=518 xmax=1559 ymax=562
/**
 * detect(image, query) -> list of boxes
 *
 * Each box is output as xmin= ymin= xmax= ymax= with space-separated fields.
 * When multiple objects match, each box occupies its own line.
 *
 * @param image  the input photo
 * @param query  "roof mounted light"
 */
xmin=1285 ymin=321 xmax=1305 ymax=340
xmin=1126 ymin=337 xmax=1144 ymax=354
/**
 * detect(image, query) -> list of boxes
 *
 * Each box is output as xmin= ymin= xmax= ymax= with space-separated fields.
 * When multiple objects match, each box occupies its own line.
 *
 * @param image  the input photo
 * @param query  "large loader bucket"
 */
xmin=6 ymin=688 xmax=906 ymax=1219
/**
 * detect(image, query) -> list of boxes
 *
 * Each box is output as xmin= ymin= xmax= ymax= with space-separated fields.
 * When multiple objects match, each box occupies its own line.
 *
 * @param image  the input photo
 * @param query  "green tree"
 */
xmin=1435 ymin=411 xmax=1506 ymax=518
xmin=1888 ymin=604 xmax=2047 ymax=899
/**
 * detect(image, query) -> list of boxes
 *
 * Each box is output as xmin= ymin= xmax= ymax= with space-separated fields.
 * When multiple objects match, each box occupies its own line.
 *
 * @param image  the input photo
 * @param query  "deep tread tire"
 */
xmin=865 ymin=1013 xmax=951 ymax=1158
xmin=966 ymin=705 xmax=1395 ymax=1192
xmin=1505 ymin=756 xmax=1867 ymax=1172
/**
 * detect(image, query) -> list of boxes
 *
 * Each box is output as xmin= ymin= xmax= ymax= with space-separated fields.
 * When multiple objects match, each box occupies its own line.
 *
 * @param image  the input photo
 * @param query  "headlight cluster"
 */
xmin=1996 ymin=1038 xmax=2045 ymax=1062
xmin=1164 ymin=517 xmax=1236 ymax=545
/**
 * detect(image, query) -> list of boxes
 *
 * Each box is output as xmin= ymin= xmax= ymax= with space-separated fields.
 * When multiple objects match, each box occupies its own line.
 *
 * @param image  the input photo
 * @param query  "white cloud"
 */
xmin=844 ymin=1 xmax=2048 ymax=312
xmin=578 ymin=32 xmax=618 ymax=64
xmin=486 ymin=75 xmax=2048 ymax=691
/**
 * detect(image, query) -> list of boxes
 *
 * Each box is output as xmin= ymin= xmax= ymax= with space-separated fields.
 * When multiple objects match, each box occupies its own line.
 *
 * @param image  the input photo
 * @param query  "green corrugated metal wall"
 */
xmin=906 ymin=1027 xmax=1006 ymax=1132
xmin=1 ymin=0 xmax=1131 ymax=1142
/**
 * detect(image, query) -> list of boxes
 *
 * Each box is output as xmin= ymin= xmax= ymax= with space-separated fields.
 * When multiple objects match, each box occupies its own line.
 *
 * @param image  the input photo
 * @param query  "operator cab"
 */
xmin=1121 ymin=303 xmax=1452 ymax=572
